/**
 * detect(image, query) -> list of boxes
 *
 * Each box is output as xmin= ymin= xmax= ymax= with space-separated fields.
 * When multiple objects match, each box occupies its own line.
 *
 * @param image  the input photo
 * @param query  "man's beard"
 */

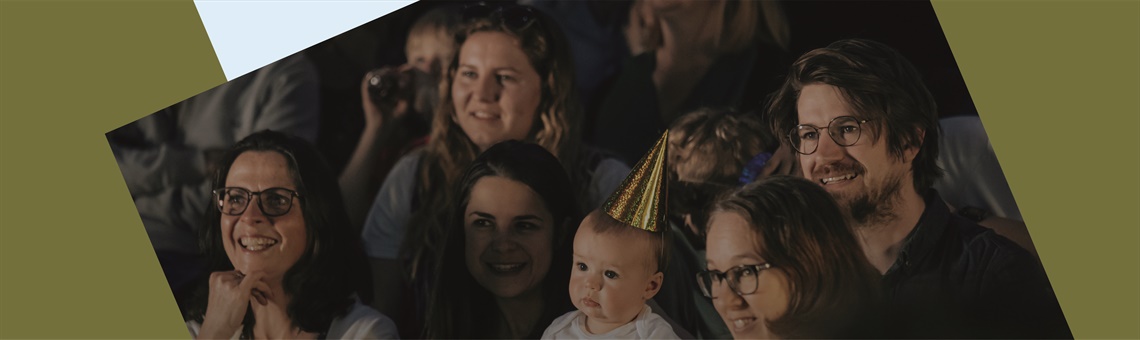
xmin=834 ymin=170 xmax=905 ymax=229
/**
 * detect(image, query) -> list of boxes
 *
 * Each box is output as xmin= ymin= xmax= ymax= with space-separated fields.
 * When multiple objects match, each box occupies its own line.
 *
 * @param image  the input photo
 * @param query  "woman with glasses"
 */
xmin=186 ymin=130 xmax=397 ymax=339
xmin=699 ymin=176 xmax=881 ymax=339
xmin=424 ymin=140 xmax=580 ymax=338
xmin=360 ymin=3 xmax=629 ymax=335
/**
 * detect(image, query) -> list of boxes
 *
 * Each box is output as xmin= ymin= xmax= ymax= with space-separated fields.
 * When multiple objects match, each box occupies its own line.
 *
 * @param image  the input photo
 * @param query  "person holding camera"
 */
xmin=339 ymin=5 xmax=462 ymax=232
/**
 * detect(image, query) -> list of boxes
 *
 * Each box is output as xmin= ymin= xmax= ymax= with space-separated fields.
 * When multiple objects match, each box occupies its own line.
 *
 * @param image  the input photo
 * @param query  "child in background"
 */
xmin=543 ymin=132 xmax=680 ymax=339
xmin=667 ymin=108 xmax=776 ymax=247
xmin=341 ymin=5 xmax=462 ymax=232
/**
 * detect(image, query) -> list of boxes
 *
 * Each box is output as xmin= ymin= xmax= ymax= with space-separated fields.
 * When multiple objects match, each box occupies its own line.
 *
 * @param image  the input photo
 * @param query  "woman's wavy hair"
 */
xmin=424 ymin=140 xmax=581 ymax=338
xmin=712 ymin=176 xmax=881 ymax=338
xmin=402 ymin=3 xmax=584 ymax=284
xmin=187 ymin=130 xmax=372 ymax=335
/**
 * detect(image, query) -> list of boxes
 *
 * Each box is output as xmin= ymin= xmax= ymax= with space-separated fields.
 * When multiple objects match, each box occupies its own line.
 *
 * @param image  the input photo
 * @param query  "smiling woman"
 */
xmin=425 ymin=140 xmax=581 ymax=339
xmin=703 ymin=176 xmax=882 ymax=339
xmin=185 ymin=130 xmax=398 ymax=339
xmin=359 ymin=4 xmax=629 ymax=337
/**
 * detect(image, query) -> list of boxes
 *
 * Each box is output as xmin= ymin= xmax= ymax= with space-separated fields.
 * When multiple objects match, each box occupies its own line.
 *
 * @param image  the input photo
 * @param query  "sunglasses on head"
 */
xmin=462 ymin=2 xmax=538 ymax=31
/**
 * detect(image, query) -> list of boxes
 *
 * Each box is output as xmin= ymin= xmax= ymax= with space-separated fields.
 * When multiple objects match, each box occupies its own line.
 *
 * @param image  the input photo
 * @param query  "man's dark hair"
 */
xmin=768 ymin=38 xmax=942 ymax=192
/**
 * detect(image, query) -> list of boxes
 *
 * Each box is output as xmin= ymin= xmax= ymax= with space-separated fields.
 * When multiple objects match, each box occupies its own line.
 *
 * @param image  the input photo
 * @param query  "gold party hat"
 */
xmin=603 ymin=131 xmax=668 ymax=232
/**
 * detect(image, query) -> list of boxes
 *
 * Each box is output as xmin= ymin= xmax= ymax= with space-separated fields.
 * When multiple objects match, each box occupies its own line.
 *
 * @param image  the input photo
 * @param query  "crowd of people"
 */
xmin=107 ymin=0 xmax=1069 ymax=338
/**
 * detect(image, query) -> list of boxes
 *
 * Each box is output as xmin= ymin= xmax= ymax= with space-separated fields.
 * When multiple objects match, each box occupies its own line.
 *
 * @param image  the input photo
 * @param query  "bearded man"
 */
xmin=766 ymin=39 xmax=1070 ymax=339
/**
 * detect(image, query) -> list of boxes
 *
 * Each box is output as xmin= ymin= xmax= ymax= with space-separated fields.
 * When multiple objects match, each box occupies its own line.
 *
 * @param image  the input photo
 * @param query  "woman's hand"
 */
xmin=197 ymin=271 xmax=269 ymax=339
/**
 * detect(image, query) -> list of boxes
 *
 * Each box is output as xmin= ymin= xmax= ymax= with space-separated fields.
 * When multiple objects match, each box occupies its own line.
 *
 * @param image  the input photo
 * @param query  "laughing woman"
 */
xmin=186 ymin=130 xmax=398 ymax=339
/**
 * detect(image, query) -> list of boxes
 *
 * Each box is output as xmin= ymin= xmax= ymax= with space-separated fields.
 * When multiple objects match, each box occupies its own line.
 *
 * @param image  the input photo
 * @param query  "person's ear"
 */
xmin=903 ymin=128 xmax=925 ymax=163
xmin=643 ymin=271 xmax=664 ymax=301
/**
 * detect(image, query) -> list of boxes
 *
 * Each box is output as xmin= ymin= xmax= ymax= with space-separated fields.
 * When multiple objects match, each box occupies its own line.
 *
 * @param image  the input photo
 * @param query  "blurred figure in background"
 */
xmin=339 ymin=5 xmax=462 ymax=231
xmin=592 ymin=0 xmax=791 ymax=164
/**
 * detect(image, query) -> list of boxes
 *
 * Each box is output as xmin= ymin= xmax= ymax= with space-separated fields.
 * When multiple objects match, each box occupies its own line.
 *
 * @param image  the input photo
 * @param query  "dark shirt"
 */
xmin=882 ymin=190 xmax=1072 ymax=338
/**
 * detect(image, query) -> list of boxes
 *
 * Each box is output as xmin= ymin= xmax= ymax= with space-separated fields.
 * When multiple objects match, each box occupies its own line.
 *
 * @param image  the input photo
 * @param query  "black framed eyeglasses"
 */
xmin=696 ymin=263 xmax=773 ymax=298
xmin=212 ymin=187 xmax=300 ymax=217
xmin=788 ymin=116 xmax=873 ymax=155
xmin=462 ymin=2 xmax=539 ymax=31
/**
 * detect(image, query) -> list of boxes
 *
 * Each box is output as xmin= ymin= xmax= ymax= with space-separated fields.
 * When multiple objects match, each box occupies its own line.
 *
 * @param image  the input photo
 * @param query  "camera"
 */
xmin=366 ymin=67 xmax=415 ymax=108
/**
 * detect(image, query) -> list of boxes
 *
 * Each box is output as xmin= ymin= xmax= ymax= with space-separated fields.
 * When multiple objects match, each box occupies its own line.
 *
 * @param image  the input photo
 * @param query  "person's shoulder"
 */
xmin=951 ymin=215 xmax=1032 ymax=260
xmin=542 ymin=310 xmax=582 ymax=339
xmin=636 ymin=305 xmax=681 ymax=339
xmin=551 ymin=309 xmax=581 ymax=329
xmin=926 ymin=191 xmax=1030 ymax=262
xmin=945 ymin=214 xmax=1048 ymax=288
xmin=392 ymin=148 xmax=426 ymax=171
xmin=328 ymin=301 xmax=399 ymax=339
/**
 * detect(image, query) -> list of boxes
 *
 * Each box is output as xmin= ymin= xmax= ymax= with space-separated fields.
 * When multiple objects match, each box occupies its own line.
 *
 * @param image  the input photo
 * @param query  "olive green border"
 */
xmin=0 ymin=1 xmax=223 ymax=338
xmin=1 ymin=0 xmax=1137 ymax=338
xmin=933 ymin=1 xmax=1140 ymax=338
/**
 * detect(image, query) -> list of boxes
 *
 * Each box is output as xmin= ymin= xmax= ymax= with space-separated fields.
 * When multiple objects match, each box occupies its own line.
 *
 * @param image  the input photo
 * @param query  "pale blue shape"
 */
xmin=194 ymin=0 xmax=414 ymax=80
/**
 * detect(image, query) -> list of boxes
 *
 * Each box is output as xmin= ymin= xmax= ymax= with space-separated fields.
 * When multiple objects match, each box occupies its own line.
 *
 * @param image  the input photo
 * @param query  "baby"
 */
xmin=543 ymin=209 xmax=679 ymax=339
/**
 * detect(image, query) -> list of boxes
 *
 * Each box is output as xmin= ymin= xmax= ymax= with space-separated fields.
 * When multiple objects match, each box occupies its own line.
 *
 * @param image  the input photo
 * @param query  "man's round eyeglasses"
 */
xmin=695 ymin=263 xmax=773 ymax=298
xmin=212 ymin=187 xmax=300 ymax=217
xmin=788 ymin=116 xmax=872 ymax=155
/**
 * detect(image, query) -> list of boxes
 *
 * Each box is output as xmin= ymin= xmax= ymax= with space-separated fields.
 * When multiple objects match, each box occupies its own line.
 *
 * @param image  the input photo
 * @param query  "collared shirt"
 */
xmin=881 ymin=190 xmax=1072 ymax=338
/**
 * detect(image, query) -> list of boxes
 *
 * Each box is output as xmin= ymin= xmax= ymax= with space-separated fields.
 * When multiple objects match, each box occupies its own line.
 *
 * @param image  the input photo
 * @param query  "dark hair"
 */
xmin=188 ymin=130 xmax=371 ymax=334
xmin=767 ymin=38 xmax=942 ymax=192
xmin=712 ymin=176 xmax=881 ymax=338
xmin=424 ymin=140 xmax=580 ymax=338
xmin=584 ymin=209 xmax=669 ymax=274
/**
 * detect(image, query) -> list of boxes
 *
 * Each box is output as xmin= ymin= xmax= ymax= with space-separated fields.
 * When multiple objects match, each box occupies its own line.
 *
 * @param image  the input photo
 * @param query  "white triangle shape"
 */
xmin=194 ymin=0 xmax=414 ymax=81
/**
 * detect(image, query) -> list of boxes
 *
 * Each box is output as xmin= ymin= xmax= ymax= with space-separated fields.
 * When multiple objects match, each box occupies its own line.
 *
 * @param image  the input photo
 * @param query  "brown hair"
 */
xmin=583 ymin=209 xmax=669 ymax=274
xmin=712 ymin=176 xmax=881 ymax=338
xmin=767 ymin=38 xmax=942 ymax=192
xmin=668 ymin=107 xmax=775 ymax=185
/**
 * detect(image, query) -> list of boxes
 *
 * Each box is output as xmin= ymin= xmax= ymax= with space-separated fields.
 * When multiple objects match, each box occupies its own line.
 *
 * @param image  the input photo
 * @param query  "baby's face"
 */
xmin=569 ymin=221 xmax=662 ymax=334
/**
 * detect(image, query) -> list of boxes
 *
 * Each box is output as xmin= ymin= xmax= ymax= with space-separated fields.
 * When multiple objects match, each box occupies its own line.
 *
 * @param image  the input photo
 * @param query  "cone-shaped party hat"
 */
xmin=603 ymin=131 xmax=668 ymax=232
